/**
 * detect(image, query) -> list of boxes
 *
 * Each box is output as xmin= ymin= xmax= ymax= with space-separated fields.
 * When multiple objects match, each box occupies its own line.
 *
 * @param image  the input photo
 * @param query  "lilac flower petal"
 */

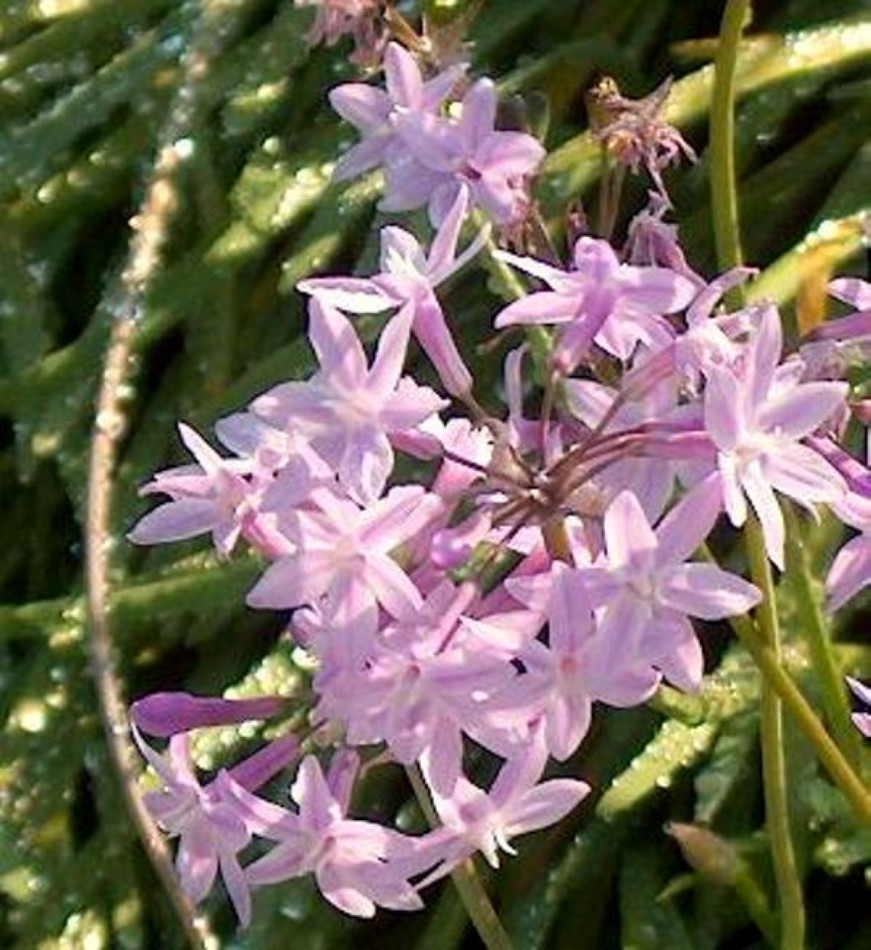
xmin=128 ymin=499 xmax=219 ymax=545
xmin=704 ymin=367 xmax=744 ymax=451
xmin=132 ymin=725 xmax=193 ymax=789
xmin=320 ymin=874 xmax=378 ymax=917
xmin=827 ymin=536 xmax=871 ymax=610
xmin=379 ymin=225 xmax=426 ymax=277
xmin=504 ymin=569 xmax=554 ymax=614
xmin=246 ymin=551 xmax=339 ymax=609
xmin=655 ymin=475 xmax=723 ymax=565
xmin=718 ymin=455 xmax=747 ymax=527
xmin=743 ymin=463 xmax=785 ymax=570
xmin=176 ymin=823 xmax=219 ymax=902
xmin=474 ymin=131 xmax=545 ymax=177
xmin=334 ymin=133 xmax=391 ymax=180
xmin=507 ymin=779 xmax=590 ymax=837
xmin=617 ymin=266 xmax=698 ymax=313
xmin=562 ymin=379 xmax=615 ymax=428
xmin=746 ymin=304 xmax=782 ymax=410
xmin=398 ymin=113 xmax=465 ymax=174
xmin=382 ymin=148 xmax=454 ymax=211
xmin=404 ymin=295 xmax=472 ymax=396
xmin=427 ymin=186 xmax=470 ymax=282
xmin=326 ymin=749 xmax=360 ymax=811
xmin=648 ymin=612 xmax=703 ymax=691
xmin=595 ymin=596 xmax=649 ymax=658
xmin=178 ymin=422 xmax=222 ymax=477
xmin=494 ymin=291 xmax=578 ymax=328
xmin=341 ymin=426 xmax=393 ymax=503
xmin=603 ymin=490 xmax=657 ymax=567
xmin=245 ymin=839 xmax=308 ymax=884
xmin=384 ymin=42 xmax=423 ymax=107
xmin=473 ymin=175 xmax=518 ymax=224
xmin=659 ymin=564 xmax=761 ymax=619
xmin=358 ymin=485 xmax=434 ymax=548
xmin=421 ymin=61 xmax=466 ymax=111
xmin=492 ymin=250 xmax=571 ymax=288
xmin=549 ymin=566 xmax=594 ymax=654
xmin=757 ymin=382 xmax=848 ymax=439
xmin=297 ymin=276 xmax=397 ymax=313
xmin=852 ymin=712 xmax=871 ymax=738
xmin=367 ymin=305 xmax=413 ymax=399
xmin=686 ymin=267 xmax=756 ymax=324
xmin=459 ymin=79 xmax=497 ymax=146
xmin=328 ymin=83 xmax=390 ymax=131
xmin=424 ymin=719 xmax=464 ymax=796
xmin=365 ymin=553 xmax=423 ymax=617
xmin=828 ymin=277 xmax=871 ymax=310
xmin=225 ymin=733 xmax=300 ymax=792
xmin=546 ymin=693 xmax=592 ymax=762
xmin=217 ymin=772 xmax=299 ymax=836
xmin=292 ymin=756 xmax=340 ymax=828
xmin=764 ymin=444 xmax=846 ymax=506
xmin=308 ymin=299 xmax=368 ymax=390
xmin=846 ymin=675 xmax=871 ymax=707
xmin=219 ymin=848 xmax=252 ymax=927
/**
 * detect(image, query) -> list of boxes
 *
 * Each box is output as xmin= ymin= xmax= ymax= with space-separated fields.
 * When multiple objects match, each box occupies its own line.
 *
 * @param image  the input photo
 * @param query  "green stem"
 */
xmin=745 ymin=515 xmax=805 ymax=949
xmin=783 ymin=504 xmax=864 ymax=770
xmin=733 ymin=866 xmax=779 ymax=946
xmin=710 ymin=0 xmax=749 ymax=304
xmin=406 ymin=766 xmax=514 ymax=950
xmin=727 ymin=607 xmax=871 ymax=825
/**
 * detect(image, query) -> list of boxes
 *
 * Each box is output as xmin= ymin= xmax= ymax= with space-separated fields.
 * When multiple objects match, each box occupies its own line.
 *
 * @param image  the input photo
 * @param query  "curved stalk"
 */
xmin=710 ymin=0 xmax=750 ymax=304
xmin=84 ymin=4 xmax=238 ymax=944
xmin=745 ymin=516 xmax=805 ymax=949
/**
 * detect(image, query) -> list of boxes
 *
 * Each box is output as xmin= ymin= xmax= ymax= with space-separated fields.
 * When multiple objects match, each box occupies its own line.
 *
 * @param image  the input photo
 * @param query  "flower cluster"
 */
xmin=330 ymin=42 xmax=545 ymax=226
xmin=128 ymin=34 xmax=870 ymax=927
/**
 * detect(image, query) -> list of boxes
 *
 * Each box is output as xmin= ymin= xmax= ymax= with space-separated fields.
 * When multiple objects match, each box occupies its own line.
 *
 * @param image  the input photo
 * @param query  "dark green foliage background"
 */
xmin=0 ymin=1 xmax=868 ymax=946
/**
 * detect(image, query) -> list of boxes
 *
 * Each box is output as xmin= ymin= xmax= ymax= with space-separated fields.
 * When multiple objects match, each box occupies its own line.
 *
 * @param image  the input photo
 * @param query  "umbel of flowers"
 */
xmin=127 ymin=12 xmax=870 ymax=932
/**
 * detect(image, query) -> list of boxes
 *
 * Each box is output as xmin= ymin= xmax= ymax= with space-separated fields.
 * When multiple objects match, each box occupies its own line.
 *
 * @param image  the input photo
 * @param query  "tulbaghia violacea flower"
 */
xmin=498 ymin=563 xmax=654 ymax=760
xmin=329 ymin=41 xmax=465 ymax=182
xmin=246 ymin=484 xmax=441 ymax=624
xmin=132 ymin=726 xmax=299 ymax=925
xmin=127 ymin=422 xmax=258 ymax=555
xmin=250 ymin=299 xmax=446 ymax=504
xmin=419 ymin=722 xmax=589 ymax=880
xmin=316 ymin=579 xmax=539 ymax=793
xmin=572 ymin=487 xmax=761 ymax=690
xmin=126 ymin=27 xmax=871 ymax=932
xmin=397 ymin=77 xmax=546 ymax=225
xmin=494 ymin=235 xmax=697 ymax=369
xmin=703 ymin=303 xmax=848 ymax=568
xmin=827 ymin=504 xmax=871 ymax=610
xmin=228 ymin=752 xmax=426 ymax=918
xmin=299 ymin=187 xmax=488 ymax=395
